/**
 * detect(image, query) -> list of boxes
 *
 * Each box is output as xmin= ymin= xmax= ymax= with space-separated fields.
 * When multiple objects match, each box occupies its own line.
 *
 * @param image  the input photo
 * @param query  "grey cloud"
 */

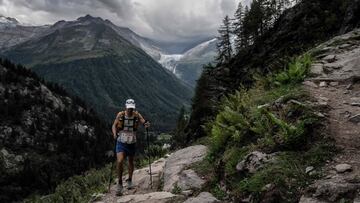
xmin=220 ymin=0 xmax=237 ymax=14
xmin=0 ymin=0 xmax=244 ymax=42
xmin=97 ymin=0 xmax=136 ymax=20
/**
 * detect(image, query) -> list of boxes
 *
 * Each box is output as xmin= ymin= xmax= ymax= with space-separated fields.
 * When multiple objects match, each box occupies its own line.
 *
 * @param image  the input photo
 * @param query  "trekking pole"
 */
xmin=146 ymin=127 xmax=153 ymax=189
xmin=108 ymin=137 xmax=117 ymax=193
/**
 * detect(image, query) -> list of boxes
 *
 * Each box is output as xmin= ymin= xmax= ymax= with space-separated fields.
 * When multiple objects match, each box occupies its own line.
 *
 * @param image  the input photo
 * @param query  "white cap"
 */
xmin=125 ymin=99 xmax=136 ymax=109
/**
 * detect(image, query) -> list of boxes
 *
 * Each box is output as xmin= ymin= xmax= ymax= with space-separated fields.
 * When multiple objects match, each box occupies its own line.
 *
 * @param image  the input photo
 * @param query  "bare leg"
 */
xmin=116 ymin=152 xmax=126 ymax=185
xmin=128 ymin=155 xmax=134 ymax=181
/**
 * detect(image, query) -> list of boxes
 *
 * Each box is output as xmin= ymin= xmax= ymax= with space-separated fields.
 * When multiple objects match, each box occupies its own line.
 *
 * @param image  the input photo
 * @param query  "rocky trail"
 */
xmin=94 ymin=145 xmax=220 ymax=203
xmin=301 ymin=29 xmax=360 ymax=202
xmin=93 ymin=29 xmax=360 ymax=203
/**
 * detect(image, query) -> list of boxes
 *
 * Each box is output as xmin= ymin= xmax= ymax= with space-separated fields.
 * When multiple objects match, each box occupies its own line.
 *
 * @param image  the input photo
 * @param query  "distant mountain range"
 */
xmin=0 ymin=15 xmax=49 ymax=49
xmin=0 ymin=14 xmax=216 ymax=87
xmin=1 ymin=15 xmax=194 ymax=131
xmin=159 ymin=38 xmax=217 ymax=86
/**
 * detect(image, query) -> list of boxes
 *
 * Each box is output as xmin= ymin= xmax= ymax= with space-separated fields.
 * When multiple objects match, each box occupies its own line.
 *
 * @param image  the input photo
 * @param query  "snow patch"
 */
xmin=158 ymin=54 xmax=183 ymax=75
xmin=183 ymin=38 xmax=217 ymax=58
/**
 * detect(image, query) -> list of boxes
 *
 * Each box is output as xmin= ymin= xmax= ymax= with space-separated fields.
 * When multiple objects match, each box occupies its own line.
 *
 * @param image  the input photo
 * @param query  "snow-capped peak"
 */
xmin=0 ymin=15 xmax=19 ymax=27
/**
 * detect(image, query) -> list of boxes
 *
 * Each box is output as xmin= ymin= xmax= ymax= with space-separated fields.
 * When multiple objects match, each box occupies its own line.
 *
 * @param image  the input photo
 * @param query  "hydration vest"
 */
xmin=117 ymin=111 xmax=140 ymax=132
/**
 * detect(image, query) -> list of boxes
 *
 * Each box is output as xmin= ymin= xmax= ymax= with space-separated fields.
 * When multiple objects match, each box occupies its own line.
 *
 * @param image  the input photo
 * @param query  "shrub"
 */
xmin=274 ymin=54 xmax=312 ymax=85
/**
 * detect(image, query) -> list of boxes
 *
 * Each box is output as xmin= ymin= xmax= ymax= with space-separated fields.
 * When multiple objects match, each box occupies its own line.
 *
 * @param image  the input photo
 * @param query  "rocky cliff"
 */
xmin=0 ymin=59 xmax=111 ymax=202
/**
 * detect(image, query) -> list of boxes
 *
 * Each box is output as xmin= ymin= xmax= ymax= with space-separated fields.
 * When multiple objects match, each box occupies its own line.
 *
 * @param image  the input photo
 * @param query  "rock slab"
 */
xmin=178 ymin=169 xmax=205 ymax=191
xmin=183 ymin=192 xmax=219 ymax=203
xmin=117 ymin=192 xmax=182 ymax=203
xmin=125 ymin=158 xmax=166 ymax=193
xmin=163 ymin=145 xmax=208 ymax=192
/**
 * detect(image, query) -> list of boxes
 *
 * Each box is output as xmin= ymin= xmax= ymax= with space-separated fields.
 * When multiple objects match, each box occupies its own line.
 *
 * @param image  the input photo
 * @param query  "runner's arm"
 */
xmin=138 ymin=113 xmax=150 ymax=128
xmin=112 ymin=113 xmax=121 ymax=139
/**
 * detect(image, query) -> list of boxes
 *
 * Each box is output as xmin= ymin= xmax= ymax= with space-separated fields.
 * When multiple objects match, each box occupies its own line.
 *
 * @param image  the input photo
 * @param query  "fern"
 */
xmin=274 ymin=53 xmax=313 ymax=85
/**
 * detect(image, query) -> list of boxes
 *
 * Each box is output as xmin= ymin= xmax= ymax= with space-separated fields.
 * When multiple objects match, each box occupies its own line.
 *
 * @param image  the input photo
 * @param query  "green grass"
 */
xmin=234 ymin=153 xmax=308 ymax=202
xmin=200 ymin=53 xmax=336 ymax=202
xmin=171 ymin=183 xmax=182 ymax=194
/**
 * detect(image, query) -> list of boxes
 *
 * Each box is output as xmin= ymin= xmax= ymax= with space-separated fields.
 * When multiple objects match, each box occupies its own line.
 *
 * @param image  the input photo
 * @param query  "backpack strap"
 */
xmin=133 ymin=111 xmax=139 ymax=131
xmin=117 ymin=111 xmax=125 ymax=130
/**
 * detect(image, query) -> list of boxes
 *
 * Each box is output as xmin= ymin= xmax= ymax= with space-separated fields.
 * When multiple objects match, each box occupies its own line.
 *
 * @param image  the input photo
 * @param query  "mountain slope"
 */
xmin=186 ymin=0 xmax=360 ymax=140
xmin=109 ymin=24 xmax=165 ymax=61
xmin=2 ymin=15 xmax=193 ymax=131
xmin=0 ymin=59 xmax=111 ymax=202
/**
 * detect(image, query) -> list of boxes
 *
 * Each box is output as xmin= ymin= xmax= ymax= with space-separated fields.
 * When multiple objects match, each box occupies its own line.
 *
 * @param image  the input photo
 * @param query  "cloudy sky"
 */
xmin=0 ymin=0 xmax=251 ymax=42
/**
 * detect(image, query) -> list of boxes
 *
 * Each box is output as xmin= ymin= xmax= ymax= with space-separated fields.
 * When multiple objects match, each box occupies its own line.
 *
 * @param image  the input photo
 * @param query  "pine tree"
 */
xmin=173 ymin=106 xmax=187 ymax=148
xmin=216 ymin=15 xmax=233 ymax=64
xmin=233 ymin=2 xmax=245 ymax=52
xmin=249 ymin=0 xmax=264 ymax=38
xmin=242 ymin=6 xmax=251 ymax=46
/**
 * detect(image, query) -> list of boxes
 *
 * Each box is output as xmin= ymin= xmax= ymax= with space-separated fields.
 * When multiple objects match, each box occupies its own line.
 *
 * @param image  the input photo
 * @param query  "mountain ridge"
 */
xmin=2 ymin=14 xmax=193 ymax=131
xmin=0 ymin=14 xmax=216 ymax=86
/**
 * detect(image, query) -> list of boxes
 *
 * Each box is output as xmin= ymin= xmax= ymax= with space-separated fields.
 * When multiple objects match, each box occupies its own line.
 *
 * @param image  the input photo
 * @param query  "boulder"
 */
xmin=183 ymin=192 xmax=219 ymax=203
xmin=335 ymin=164 xmax=352 ymax=173
xmin=163 ymin=145 xmax=207 ymax=192
xmin=236 ymin=151 xmax=275 ymax=174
